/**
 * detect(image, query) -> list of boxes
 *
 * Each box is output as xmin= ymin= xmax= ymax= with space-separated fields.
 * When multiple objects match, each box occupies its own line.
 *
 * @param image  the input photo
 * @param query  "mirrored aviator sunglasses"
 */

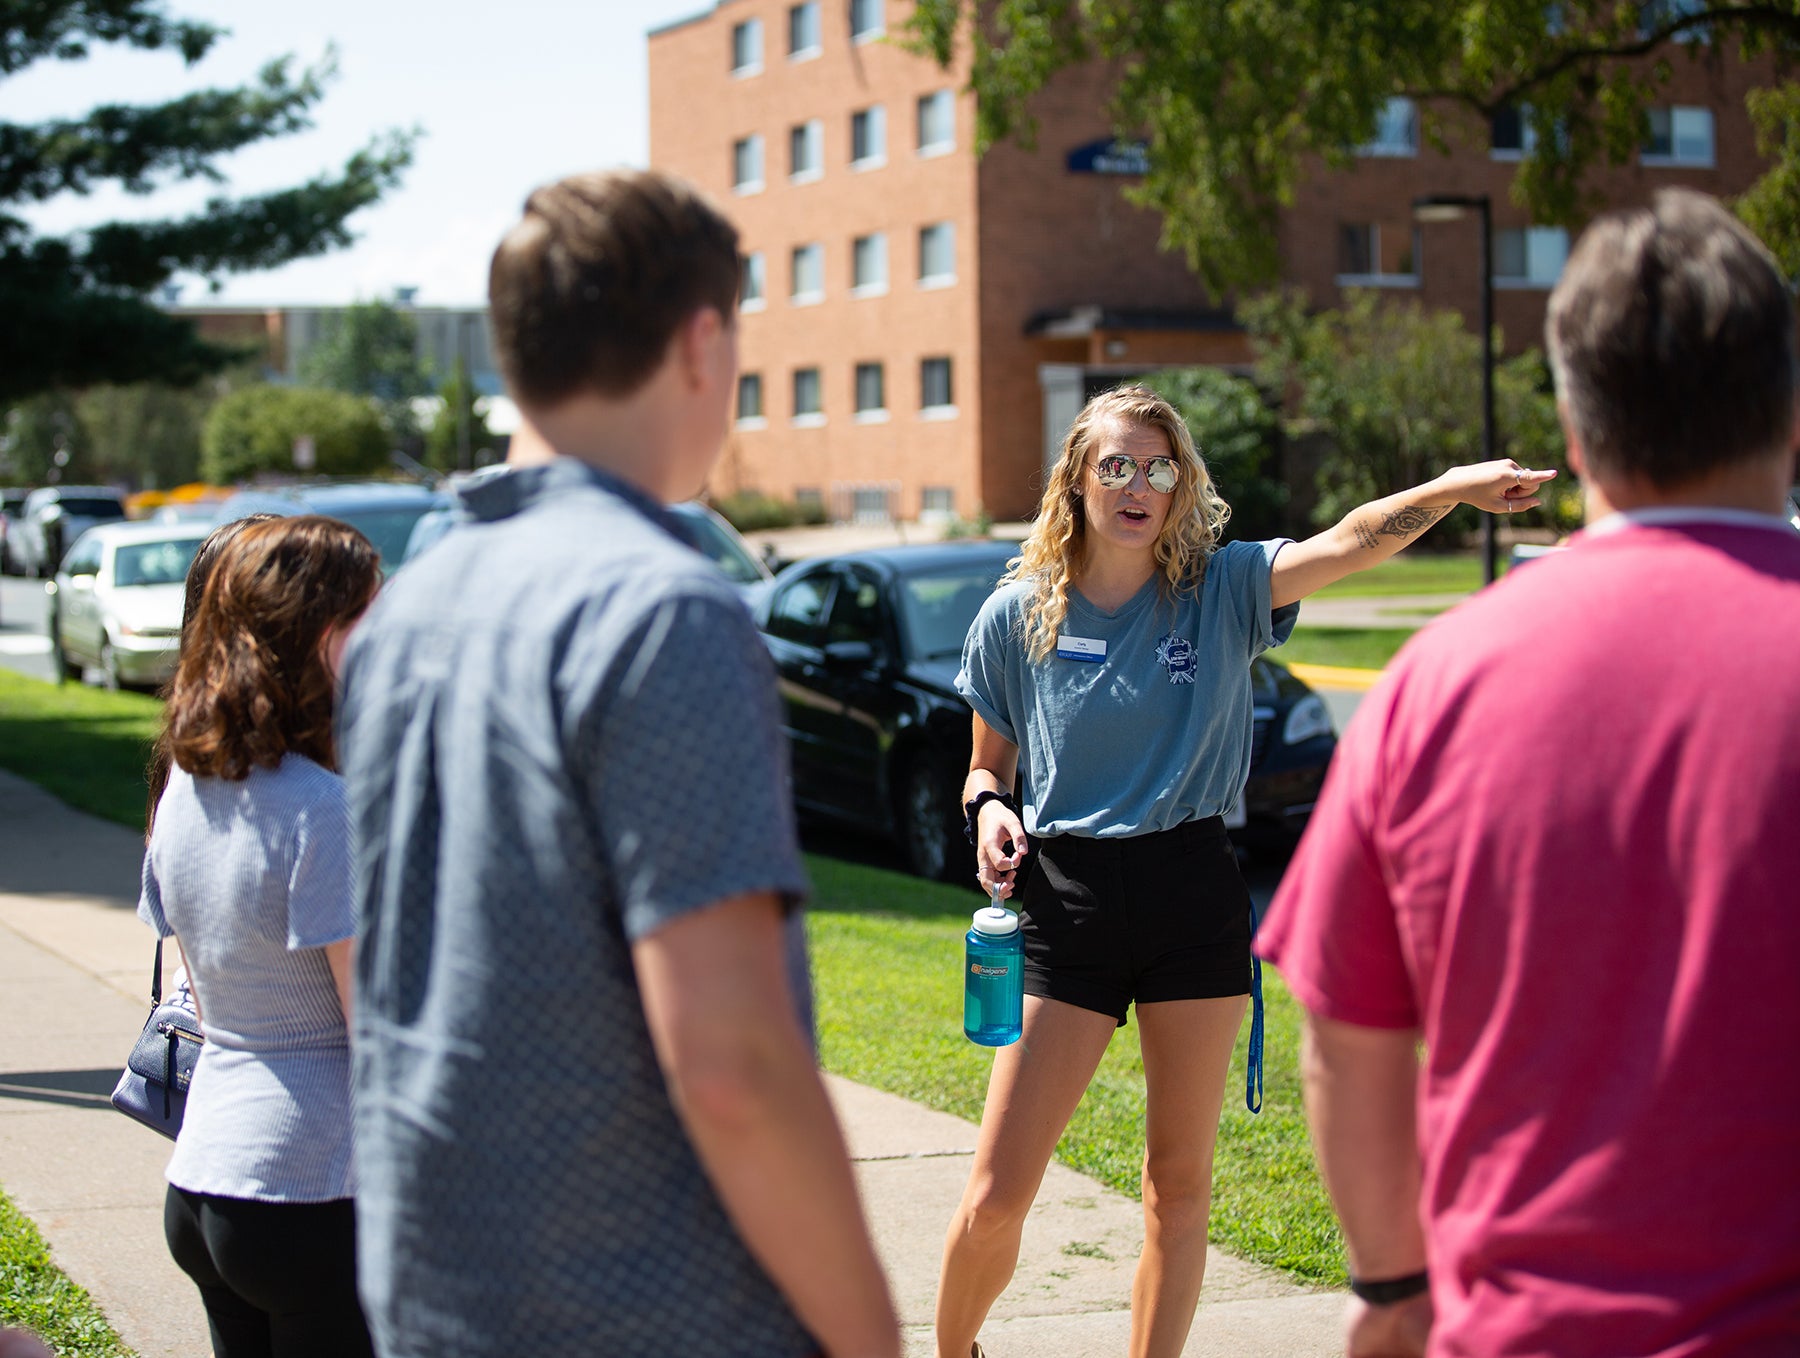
xmin=1093 ymin=453 xmax=1180 ymax=493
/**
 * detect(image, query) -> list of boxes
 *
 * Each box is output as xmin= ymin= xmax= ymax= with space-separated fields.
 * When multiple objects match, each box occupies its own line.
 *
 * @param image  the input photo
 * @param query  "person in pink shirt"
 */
xmin=1257 ymin=186 xmax=1800 ymax=1358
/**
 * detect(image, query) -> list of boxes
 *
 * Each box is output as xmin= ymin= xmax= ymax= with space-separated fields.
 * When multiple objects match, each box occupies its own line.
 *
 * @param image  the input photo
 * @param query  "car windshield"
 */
xmin=896 ymin=562 xmax=1008 ymax=660
xmin=57 ymin=498 xmax=125 ymax=518
xmin=678 ymin=511 xmax=766 ymax=585
xmin=333 ymin=506 xmax=438 ymax=575
xmin=114 ymin=538 xmax=203 ymax=587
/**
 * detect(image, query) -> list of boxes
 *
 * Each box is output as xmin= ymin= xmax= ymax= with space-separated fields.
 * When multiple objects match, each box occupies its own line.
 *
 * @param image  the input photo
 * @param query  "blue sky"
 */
xmin=0 ymin=0 xmax=709 ymax=305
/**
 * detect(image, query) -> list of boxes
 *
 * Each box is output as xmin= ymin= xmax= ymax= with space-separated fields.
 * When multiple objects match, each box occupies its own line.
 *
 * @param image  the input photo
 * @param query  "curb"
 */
xmin=1285 ymin=662 xmax=1385 ymax=692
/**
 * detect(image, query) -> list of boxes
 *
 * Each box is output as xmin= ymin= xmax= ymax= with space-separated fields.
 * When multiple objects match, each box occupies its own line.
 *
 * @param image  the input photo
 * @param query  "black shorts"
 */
xmin=1016 ymin=817 xmax=1253 ymax=1025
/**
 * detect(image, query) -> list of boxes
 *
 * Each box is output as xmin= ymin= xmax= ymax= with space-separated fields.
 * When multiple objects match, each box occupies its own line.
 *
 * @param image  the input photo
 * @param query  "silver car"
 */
xmin=47 ymin=522 xmax=210 ymax=689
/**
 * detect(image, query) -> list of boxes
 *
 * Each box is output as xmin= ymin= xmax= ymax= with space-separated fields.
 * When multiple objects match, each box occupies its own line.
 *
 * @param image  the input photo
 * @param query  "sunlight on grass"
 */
xmin=1308 ymin=552 xmax=1480 ymax=598
xmin=0 ymin=1190 xmax=136 ymax=1357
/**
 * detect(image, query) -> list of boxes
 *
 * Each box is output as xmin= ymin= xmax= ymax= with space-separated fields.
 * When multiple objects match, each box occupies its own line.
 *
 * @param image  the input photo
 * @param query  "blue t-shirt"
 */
xmin=338 ymin=459 xmax=814 ymax=1358
xmin=956 ymin=538 xmax=1297 ymax=837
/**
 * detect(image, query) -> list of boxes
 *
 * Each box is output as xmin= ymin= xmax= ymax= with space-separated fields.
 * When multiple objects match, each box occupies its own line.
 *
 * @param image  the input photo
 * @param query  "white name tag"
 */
xmin=1056 ymin=635 xmax=1107 ymax=662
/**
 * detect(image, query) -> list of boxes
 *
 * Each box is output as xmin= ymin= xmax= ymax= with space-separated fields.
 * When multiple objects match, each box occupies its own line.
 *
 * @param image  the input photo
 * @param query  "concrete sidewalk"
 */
xmin=0 ymin=767 xmax=1342 ymax=1357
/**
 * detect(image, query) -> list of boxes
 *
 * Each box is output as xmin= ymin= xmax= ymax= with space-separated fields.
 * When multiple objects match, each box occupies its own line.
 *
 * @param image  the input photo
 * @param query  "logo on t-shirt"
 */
xmin=1155 ymin=632 xmax=1197 ymax=684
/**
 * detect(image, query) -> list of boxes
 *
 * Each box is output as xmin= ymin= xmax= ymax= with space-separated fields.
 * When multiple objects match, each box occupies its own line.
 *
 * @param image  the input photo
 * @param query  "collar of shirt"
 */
xmin=458 ymin=457 xmax=671 ymax=530
xmin=1581 ymin=505 xmax=1795 ymax=539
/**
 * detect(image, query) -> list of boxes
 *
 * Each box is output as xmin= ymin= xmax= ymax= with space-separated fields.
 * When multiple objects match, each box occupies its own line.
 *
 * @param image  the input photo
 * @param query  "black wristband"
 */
xmin=1348 ymin=1270 xmax=1429 ymax=1306
xmin=963 ymin=789 xmax=1018 ymax=844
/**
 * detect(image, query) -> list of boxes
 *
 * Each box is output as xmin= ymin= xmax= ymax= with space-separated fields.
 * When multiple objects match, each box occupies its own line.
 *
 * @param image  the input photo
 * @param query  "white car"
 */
xmin=47 ymin=521 xmax=210 ymax=689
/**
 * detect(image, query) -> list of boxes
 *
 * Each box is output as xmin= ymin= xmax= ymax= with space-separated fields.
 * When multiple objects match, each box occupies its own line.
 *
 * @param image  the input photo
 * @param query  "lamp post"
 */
xmin=1413 ymin=193 xmax=1497 ymax=584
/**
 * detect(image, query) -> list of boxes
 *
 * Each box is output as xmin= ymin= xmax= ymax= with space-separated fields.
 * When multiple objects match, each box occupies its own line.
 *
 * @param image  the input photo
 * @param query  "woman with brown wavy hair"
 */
xmin=937 ymin=385 xmax=1553 ymax=1358
xmin=137 ymin=514 xmax=381 ymax=1358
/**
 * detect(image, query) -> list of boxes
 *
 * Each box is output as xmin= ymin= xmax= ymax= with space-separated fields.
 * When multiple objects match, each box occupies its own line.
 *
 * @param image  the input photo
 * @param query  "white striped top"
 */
xmin=139 ymin=754 xmax=355 ymax=1202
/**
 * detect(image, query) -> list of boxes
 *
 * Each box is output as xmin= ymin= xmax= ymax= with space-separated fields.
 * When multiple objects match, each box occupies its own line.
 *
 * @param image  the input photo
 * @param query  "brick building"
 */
xmin=649 ymin=1 xmax=1772 ymax=522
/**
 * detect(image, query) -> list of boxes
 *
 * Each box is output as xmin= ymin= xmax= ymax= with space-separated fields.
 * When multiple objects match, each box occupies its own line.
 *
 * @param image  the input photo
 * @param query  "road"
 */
xmin=0 ymin=574 xmax=55 ymax=684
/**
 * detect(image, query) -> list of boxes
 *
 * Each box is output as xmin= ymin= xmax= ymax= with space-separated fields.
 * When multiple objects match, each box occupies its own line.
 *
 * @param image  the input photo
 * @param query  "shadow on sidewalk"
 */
xmin=0 ymin=1067 xmax=118 ymax=1111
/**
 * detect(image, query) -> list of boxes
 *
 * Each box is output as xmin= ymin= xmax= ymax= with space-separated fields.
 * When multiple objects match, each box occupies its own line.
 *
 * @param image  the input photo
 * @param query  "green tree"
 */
xmin=300 ymin=301 xmax=433 ymax=444
xmin=0 ymin=3 xmax=415 ymax=404
xmin=74 ymin=380 xmax=216 ymax=488
xmin=422 ymin=357 xmax=496 ymax=472
xmin=0 ymin=393 xmax=87 ymax=484
xmin=1245 ymin=291 xmax=1566 ymax=535
xmin=911 ymin=1 xmax=1800 ymax=286
xmin=1136 ymin=366 xmax=1288 ymax=541
xmin=200 ymin=385 xmax=387 ymax=485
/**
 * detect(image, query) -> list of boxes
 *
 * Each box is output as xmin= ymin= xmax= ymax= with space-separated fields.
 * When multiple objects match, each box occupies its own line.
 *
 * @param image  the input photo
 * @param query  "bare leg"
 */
xmin=935 ymin=996 xmax=1117 ymax=1358
xmin=1128 ymin=995 xmax=1248 ymax=1358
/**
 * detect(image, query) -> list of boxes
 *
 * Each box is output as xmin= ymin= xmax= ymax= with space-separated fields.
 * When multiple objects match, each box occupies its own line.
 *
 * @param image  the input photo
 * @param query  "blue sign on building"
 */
xmin=1066 ymin=138 xmax=1150 ymax=176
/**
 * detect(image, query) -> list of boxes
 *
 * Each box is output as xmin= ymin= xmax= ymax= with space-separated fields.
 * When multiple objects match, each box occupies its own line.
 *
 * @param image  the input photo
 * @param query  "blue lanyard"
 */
xmin=1246 ymin=898 xmax=1264 ymax=1114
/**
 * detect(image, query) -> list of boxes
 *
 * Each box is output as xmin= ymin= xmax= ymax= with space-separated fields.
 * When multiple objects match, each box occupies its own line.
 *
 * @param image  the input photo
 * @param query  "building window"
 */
xmin=1643 ymin=106 xmax=1715 ymax=166
xmin=920 ymin=486 xmax=955 ymax=516
xmin=921 ymin=356 xmax=954 ymax=413
xmin=917 ymin=90 xmax=954 ymax=156
xmin=788 ymin=1 xmax=821 ymax=58
xmin=850 ymin=486 xmax=893 ymax=520
xmin=789 ymin=119 xmax=824 ymax=182
xmin=918 ymin=222 xmax=955 ymax=286
xmin=737 ymin=373 xmax=765 ymax=424
xmin=851 ymin=233 xmax=887 ymax=295
xmin=740 ymin=252 xmax=766 ymax=312
xmin=1493 ymin=227 xmax=1570 ymax=288
xmin=794 ymin=487 xmax=824 ymax=513
xmin=730 ymin=19 xmax=763 ymax=75
xmin=1335 ymin=223 xmax=1419 ymax=287
xmin=790 ymin=243 xmax=824 ymax=304
xmin=1490 ymin=104 xmax=1537 ymax=159
xmin=850 ymin=0 xmax=884 ymax=41
xmin=793 ymin=366 xmax=823 ymax=421
xmin=1357 ymin=96 xmax=1418 ymax=157
xmin=854 ymin=362 xmax=886 ymax=416
xmin=732 ymin=135 xmax=764 ymax=194
xmin=850 ymin=105 xmax=887 ymax=168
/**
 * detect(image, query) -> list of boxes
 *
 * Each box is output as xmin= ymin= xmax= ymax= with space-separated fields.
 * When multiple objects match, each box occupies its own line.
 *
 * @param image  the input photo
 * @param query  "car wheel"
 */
xmin=899 ymin=760 xmax=968 ymax=883
xmin=99 ymin=640 xmax=121 ymax=691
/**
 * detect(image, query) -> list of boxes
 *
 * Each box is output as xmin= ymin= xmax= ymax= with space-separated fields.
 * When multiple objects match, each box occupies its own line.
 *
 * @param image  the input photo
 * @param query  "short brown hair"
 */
xmin=488 ymin=169 xmax=741 ymax=408
xmin=164 ymin=516 xmax=381 ymax=780
xmin=1547 ymin=189 xmax=1795 ymax=488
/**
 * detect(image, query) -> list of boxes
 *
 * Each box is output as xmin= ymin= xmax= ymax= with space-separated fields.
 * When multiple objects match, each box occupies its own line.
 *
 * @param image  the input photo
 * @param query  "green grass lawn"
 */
xmin=1307 ymin=551 xmax=1481 ymax=598
xmin=0 ymin=670 xmax=1349 ymax=1290
xmin=1278 ymin=626 xmax=1419 ymax=671
xmin=0 ymin=1191 xmax=134 ymax=1357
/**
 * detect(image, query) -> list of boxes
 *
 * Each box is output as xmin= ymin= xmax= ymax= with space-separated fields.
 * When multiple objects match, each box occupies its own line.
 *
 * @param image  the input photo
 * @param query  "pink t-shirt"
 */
xmin=1259 ymin=515 xmax=1800 ymax=1357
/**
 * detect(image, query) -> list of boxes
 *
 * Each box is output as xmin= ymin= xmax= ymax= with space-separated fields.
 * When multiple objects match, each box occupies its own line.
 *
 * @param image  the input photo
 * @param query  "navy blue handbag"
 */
xmin=111 ymin=938 xmax=203 ymax=1140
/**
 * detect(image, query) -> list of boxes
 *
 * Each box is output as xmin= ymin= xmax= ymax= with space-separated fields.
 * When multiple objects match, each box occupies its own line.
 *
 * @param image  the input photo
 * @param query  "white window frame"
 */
xmin=851 ymin=232 xmax=888 ymax=297
xmin=850 ymin=0 xmax=884 ymax=43
xmin=920 ymin=356 xmax=956 ymax=417
xmin=788 ymin=1 xmax=822 ymax=60
xmin=1490 ymin=103 xmax=1538 ymax=161
xmin=736 ymin=372 xmax=766 ymax=429
xmin=1493 ymin=226 xmax=1570 ymax=289
xmin=1333 ymin=222 xmax=1420 ymax=289
xmin=732 ymin=134 xmax=764 ymax=195
xmin=920 ymin=486 xmax=955 ymax=518
xmin=741 ymin=251 xmax=766 ymax=313
xmin=1356 ymin=96 xmax=1419 ymax=158
xmin=789 ymin=119 xmax=824 ymax=184
xmin=792 ymin=366 xmax=825 ymax=426
xmin=790 ymin=242 xmax=824 ymax=305
xmin=854 ymin=362 xmax=887 ymax=421
xmin=917 ymin=90 xmax=955 ymax=157
xmin=850 ymin=105 xmax=887 ymax=170
xmin=918 ymin=221 xmax=956 ymax=288
xmin=1642 ymin=105 xmax=1715 ymax=167
xmin=730 ymin=18 xmax=763 ymax=76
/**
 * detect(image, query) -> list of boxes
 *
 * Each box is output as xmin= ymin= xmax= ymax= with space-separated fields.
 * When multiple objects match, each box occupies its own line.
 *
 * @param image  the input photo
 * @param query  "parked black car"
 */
xmin=754 ymin=540 xmax=1338 ymax=881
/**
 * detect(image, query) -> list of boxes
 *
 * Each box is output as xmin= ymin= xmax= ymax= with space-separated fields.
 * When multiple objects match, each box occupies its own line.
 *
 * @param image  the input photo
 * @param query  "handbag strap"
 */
xmin=150 ymin=936 xmax=163 ymax=1007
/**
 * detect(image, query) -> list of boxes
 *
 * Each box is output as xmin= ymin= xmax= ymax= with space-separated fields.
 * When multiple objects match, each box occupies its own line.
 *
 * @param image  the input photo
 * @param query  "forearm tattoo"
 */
xmin=1352 ymin=503 xmax=1451 ymax=550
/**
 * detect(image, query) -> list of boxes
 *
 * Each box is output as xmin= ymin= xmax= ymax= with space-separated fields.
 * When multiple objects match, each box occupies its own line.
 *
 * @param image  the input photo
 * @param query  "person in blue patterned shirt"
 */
xmin=338 ymin=169 xmax=899 ymax=1358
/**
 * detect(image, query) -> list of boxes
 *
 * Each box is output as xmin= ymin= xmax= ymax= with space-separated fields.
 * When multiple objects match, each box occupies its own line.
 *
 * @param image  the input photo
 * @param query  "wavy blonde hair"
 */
xmin=1006 ymin=384 xmax=1230 ymax=662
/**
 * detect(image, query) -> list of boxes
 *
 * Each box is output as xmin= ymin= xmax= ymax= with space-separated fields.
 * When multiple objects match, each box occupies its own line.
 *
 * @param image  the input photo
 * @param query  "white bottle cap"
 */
xmin=971 ymin=904 xmax=1018 ymax=936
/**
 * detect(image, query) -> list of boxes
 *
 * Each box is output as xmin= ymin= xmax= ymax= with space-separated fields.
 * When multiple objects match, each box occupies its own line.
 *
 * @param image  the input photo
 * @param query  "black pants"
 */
xmin=164 ymin=1185 xmax=374 ymax=1358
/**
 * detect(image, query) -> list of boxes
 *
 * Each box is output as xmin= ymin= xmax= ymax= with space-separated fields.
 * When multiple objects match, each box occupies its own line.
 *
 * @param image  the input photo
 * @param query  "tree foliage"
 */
xmin=422 ymin=357 xmax=496 ymax=472
xmin=300 ymin=300 xmax=433 ymax=442
xmin=1245 ymin=291 xmax=1571 ymax=534
xmin=1134 ymin=366 xmax=1289 ymax=541
xmin=0 ymin=2 xmax=415 ymax=403
xmin=199 ymin=385 xmax=387 ymax=485
xmin=911 ymin=0 xmax=1800 ymax=287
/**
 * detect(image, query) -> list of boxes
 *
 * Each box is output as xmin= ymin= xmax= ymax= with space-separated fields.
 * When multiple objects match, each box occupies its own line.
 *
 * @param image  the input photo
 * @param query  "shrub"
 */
xmin=200 ymin=386 xmax=389 ymax=484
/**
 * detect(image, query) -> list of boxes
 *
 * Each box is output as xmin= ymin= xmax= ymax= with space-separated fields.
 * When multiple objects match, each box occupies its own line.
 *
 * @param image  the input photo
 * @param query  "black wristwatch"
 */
xmin=963 ymin=789 xmax=1018 ymax=844
xmin=1348 ymin=1270 xmax=1429 ymax=1306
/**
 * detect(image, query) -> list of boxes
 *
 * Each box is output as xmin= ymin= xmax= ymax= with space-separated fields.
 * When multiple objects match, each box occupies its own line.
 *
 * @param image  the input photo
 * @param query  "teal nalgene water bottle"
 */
xmin=964 ymin=901 xmax=1023 ymax=1046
